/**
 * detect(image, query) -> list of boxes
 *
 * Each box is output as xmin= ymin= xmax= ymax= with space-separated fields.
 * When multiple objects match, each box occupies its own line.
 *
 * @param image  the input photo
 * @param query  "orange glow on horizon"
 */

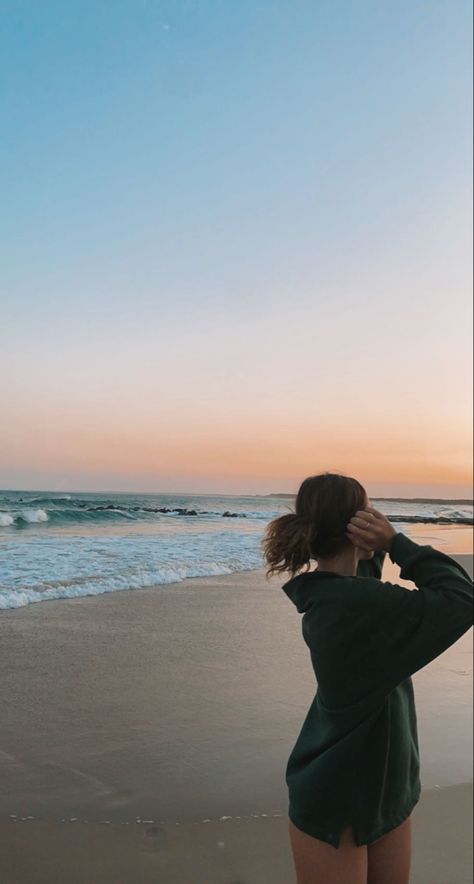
xmin=2 ymin=421 xmax=472 ymax=491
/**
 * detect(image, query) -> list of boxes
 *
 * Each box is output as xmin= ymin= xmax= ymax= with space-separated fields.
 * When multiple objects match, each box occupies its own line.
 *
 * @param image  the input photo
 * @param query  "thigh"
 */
xmin=288 ymin=818 xmax=368 ymax=884
xmin=367 ymin=814 xmax=412 ymax=884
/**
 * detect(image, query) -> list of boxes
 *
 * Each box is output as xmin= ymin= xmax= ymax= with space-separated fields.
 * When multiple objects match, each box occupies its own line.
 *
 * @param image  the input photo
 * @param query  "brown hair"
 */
xmin=261 ymin=472 xmax=368 ymax=578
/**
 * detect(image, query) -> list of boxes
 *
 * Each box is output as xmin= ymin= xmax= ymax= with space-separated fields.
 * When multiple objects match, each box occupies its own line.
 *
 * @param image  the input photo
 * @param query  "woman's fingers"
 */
xmin=350 ymin=515 xmax=373 ymax=529
xmin=347 ymin=507 xmax=396 ymax=554
xmin=353 ymin=507 xmax=385 ymax=523
xmin=347 ymin=512 xmax=377 ymax=550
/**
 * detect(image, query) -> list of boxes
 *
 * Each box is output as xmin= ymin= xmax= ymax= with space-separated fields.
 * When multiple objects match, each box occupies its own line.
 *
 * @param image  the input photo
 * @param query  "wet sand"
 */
xmin=0 ymin=534 xmax=472 ymax=882
xmin=1 ymin=782 xmax=472 ymax=884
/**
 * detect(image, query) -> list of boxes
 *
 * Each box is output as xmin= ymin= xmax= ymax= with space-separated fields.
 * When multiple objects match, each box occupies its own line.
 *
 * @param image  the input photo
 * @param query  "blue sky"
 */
xmin=1 ymin=0 xmax=472 ymax=495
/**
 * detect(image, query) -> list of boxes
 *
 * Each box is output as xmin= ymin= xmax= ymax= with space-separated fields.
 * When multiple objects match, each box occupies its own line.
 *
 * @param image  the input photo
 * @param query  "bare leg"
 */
xmin=367 ymin=815 xmax=412 ymax=884
xmin=288 ymin=818 xmax=368 ymax=884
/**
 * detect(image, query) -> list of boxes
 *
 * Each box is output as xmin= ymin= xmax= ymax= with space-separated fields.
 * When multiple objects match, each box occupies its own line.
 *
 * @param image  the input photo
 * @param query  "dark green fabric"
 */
xmin=282 ymin=532 xmax=473 ymax=848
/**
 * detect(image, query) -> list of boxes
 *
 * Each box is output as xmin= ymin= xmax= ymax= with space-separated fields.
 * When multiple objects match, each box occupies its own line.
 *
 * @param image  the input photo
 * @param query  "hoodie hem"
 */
xmin=287 ymin=782 xmax=422 ymax=849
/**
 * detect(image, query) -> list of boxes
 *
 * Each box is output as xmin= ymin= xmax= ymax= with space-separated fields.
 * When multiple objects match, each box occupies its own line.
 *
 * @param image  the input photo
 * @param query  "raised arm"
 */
xmin=347 ymin=508 xmax=473 ymax=693
xmin=360 ymin=533 xmax=472 ymax=693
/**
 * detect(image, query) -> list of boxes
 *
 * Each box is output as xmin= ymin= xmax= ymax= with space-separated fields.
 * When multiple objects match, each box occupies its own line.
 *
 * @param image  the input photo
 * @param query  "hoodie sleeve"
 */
xmin=365 ymin=533 xmax=473 ymax=692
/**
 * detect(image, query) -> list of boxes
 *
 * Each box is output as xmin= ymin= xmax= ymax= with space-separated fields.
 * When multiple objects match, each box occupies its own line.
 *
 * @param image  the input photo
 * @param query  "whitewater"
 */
xmin=0 ymin=490 xmax=472 ymax=610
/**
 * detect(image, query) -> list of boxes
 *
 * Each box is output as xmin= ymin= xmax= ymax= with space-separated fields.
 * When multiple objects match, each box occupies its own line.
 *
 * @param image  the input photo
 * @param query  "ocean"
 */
xmin=0 ymin=490 xmax=472 ymax=610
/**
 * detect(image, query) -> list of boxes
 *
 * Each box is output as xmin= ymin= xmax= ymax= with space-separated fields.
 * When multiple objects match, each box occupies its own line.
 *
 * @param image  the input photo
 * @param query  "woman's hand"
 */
xmin=346 ymin=506 xmax=397 ymax=553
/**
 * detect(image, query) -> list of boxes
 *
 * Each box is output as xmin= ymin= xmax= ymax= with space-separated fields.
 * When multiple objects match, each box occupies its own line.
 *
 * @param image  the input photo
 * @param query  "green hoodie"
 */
xmin=281 ymin=532 xmax=473 ymax=848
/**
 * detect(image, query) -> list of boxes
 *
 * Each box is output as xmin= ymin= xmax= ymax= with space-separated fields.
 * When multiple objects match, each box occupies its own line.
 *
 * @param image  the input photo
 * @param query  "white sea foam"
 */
xmin=0 ymin=530 xmax=265 ymax=610
xmin=0 ymin=513 xmax=14 ymax=526
xmin=0 ymin=561 xmax=256 ymax=609
xmin=19 ymin=509 xmax=49 ymax=523
xmin=0 ymin=525 xmax=421 ymax=611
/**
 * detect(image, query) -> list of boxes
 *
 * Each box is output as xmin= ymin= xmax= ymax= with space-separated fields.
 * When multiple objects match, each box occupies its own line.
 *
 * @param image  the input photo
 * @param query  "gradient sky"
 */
xmin=1 ymin=0 xmax=472 ymax=496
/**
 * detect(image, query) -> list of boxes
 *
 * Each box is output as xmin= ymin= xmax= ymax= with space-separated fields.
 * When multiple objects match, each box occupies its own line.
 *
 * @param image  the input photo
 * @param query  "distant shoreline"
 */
xmin=265 ymin=494 xmax=473 ymax=504
xmin=0 ymin=489 xmax=472 ymax=505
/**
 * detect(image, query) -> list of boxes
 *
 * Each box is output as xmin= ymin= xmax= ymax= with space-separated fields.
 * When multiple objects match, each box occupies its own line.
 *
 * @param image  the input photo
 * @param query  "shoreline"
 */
xmin=1 ymin=523 xmax=472 ymax=615
xmin=2 ymin=553 xmax=472 ymax=618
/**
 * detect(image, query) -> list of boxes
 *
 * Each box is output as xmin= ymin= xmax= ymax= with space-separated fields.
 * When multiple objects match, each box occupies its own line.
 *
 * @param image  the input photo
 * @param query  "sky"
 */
xmin=1 ymin=0 xmax=472 ymax=497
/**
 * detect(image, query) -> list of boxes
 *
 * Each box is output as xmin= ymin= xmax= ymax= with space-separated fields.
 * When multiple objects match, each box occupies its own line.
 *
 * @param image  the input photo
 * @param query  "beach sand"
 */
xmin=1 ymin=783 xmax=472 ymax=884
xmin=1 ymin=537 xmax=472 ymax=883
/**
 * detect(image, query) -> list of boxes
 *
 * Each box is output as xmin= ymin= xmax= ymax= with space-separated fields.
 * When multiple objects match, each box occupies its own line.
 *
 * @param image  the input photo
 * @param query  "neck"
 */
xmin=316 ymin=545 xmax=361 ymax=577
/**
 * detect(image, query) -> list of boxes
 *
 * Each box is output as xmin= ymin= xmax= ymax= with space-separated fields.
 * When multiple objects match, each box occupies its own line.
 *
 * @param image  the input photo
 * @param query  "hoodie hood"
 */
xmin=282 ymin=570 xmax=342 ymax=613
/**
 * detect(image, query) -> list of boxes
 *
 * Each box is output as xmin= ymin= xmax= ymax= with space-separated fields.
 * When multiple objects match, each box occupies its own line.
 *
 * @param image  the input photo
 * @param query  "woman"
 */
xmin=262 ymin=472 xmax=473 ymax=884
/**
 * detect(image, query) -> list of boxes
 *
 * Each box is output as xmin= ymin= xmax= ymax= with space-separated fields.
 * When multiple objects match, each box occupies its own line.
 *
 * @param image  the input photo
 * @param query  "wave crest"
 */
xmin=18 ymin=509 xmax=49 ymax=524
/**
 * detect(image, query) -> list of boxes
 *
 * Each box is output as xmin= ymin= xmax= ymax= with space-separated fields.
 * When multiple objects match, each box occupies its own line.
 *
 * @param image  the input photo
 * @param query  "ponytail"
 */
xmin=261 ymin=512 xmax=314 ymax=578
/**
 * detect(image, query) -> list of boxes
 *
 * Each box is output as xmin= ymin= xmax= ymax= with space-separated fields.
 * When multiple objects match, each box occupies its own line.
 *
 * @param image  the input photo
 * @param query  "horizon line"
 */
xmin=0 ymin=487 xmax=472 ymax=504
